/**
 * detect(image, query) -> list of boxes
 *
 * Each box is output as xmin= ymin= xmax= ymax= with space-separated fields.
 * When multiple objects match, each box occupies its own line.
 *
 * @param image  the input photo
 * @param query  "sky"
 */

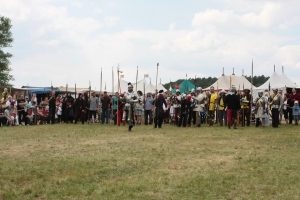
xmin=1 ymin=0 xmax=300 ymax=91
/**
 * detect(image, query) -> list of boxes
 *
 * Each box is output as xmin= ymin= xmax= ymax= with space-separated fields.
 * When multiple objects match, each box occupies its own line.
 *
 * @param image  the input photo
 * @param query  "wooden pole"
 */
xmin=136 ymin=66 xmax=138 ymax=92
xmin=250 ymin=58 xmax=254 ymax=126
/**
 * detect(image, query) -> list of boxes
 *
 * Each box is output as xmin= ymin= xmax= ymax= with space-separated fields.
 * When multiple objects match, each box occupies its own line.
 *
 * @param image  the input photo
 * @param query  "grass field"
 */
xmin=1 ymin=123 xmax=300 ymax=200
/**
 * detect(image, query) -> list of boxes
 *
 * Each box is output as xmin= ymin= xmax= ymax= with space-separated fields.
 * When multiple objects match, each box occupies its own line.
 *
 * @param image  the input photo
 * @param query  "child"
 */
xmin=292 ymin=101 xmax=299 ymax=125
xmin=4 ymin=105 xmax=14 ymax=126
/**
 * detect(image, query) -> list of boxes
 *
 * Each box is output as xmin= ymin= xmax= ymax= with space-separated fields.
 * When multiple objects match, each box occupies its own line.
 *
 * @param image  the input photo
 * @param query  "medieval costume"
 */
xmin=207 ymin=86 xmax=217 ymax=126
xmin=187 ymin=89 xmax=196 ymax=127
xmin=193 ymin=87 xmax=206 ymax=127
xmin=217 ymin=89 xmax=227 ymax=126
xmin=254 ymin=90 xmax=267 ymax=127
xmin=240 ymin=88 xmax=252 ymax=126
xmin=120 ymin=82 xmax=139 ymax=132
xmin=74 ymin=93 xmax=86 ymax=124
xmin=178 ymin=93 xmax=189 ymax=127
xmin=269 ymin=88 xmax=282 ymax=128
xmin=154 ymin=90 xmax=167 ymax=128
xmin=225 ymin=86 xmax=241 ymax=129
xmin=173 ymin=89 xmax=181 ymax=126
xmin=65 ymin=93 xmax=74 ymax=123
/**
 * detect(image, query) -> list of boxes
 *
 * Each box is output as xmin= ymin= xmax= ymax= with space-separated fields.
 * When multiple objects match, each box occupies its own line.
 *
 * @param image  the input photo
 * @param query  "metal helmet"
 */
xmin=258 ymin=90 xmax=263 ymax=97
xmin=128 ymin=82 xmax=133 ymax=92
xmin=230 ymin=86 xmax=236 ymax=93
xmin=197 ymin=87 xmax=202 ymax=91
xmin=273 ymin=88 xmax=278 ymax=92
xmin=210 ymin=86 xmax=214 ymax=90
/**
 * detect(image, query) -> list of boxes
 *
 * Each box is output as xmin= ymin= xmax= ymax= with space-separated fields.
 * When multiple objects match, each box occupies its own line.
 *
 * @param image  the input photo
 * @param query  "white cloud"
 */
xmin=104 ymin=16 xmax=119 ymax=27
xmin=71 ymin=1 xmax=82 ymax=8
xmin=2 ymin=0 xmax=300 ymax=89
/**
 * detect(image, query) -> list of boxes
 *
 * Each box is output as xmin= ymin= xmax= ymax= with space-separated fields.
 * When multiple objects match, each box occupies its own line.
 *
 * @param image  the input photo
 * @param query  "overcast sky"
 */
xmin=1 ymin=0 xmax=300 ymax=90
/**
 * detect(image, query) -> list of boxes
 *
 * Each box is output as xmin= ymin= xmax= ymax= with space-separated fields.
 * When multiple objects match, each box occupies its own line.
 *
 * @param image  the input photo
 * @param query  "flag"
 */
xmin=144 ymin=74 xmax=149 ymax=78
xmin=120 ymin=75 xmax=124 ymax=78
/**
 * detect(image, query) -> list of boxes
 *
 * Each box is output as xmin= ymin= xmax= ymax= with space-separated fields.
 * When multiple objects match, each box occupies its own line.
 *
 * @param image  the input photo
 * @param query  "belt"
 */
xmin=272 ymin=105 xmax=279 ymax=108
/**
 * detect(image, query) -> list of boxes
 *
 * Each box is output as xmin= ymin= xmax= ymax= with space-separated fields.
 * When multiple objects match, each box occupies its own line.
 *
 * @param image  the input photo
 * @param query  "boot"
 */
xmin=128 ymin=125 xmax=133 ymax=132
xmin=234 ymin=120 xmax=237 ymax=129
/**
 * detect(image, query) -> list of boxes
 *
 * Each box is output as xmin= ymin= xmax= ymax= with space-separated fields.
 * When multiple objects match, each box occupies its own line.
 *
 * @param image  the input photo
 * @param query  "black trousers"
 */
xmin=18 ymin=110 xmax=28 ymax=125
xmin=288 ymin=108 xmax=293 ymax=124
xmin=47 ymin=109 xmax=56 ymax=124
xmin=144 ymin=109 xmax=153 ymax=125
xmin=178 ymin=112 xmax=187 ymax=127
xmin=241 ymin=108 xmax=250 ymax=126
xmin=272 ymin=108 xmax=279 ymax=127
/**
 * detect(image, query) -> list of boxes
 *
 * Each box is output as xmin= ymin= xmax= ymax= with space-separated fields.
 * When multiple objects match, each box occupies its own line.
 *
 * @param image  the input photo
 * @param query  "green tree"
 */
xmin=0 ymin=16 xmax=14 ymax=86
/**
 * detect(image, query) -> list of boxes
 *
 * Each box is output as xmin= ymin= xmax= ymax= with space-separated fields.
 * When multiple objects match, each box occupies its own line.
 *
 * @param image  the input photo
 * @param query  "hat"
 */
xmin=78 ymin=93 xmax=83 ymax=96
xmin=244 ymin=88 xmax=250 ymax=91
xmin=220 ymin=89 xmax=226 ymax=94
xmin=159 ymin=90 xmax=164 ymax=94
xmin=128 ymin=82 xmax=133 ymax=88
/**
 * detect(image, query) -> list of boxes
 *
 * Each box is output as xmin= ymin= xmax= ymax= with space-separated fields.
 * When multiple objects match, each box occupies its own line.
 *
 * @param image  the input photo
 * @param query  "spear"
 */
xmin=112 ymin=66 xmax=114 ymax=94
xmin=100 ymin=68 xmax=102 ymax=94
xmin=136 ymin=66 xmax=138 ymax=92
xmin=155 ymin=63 xmax=159 ymax=94
xmin=250 ymin=58 xmax=254 ymax=127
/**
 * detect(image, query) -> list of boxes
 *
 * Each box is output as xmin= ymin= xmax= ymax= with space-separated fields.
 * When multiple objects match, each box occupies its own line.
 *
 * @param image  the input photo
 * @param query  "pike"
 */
xmin=250 ymin=59 xmax=254 ymax=126
xmin=154 ymin=63 xmax=159 ymax=128
xmin=117 ymin=65 xmax=122 ymax=127
xmin=136 ymin=66 xmax=138 ymax=92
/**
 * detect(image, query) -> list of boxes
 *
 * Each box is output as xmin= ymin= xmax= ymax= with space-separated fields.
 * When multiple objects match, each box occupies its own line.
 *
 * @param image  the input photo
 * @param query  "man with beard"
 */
xmin=225 ymin=86 xmax=240 ymax=129
xmin=74 ymin=93 xmax=86 ymax=124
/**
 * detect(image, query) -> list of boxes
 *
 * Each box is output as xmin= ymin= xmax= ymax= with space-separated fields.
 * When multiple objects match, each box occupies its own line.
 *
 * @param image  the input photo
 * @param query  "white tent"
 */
xmin=113 ymin=78 xmax=147 ymax=93
xmin=204 ymin=75 xmax=256 ymax=91
xmin=252 ymin=72 xmax=298 ymax=99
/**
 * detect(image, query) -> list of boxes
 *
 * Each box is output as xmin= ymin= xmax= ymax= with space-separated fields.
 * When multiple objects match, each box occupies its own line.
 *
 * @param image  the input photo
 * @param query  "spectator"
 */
xmin=4 ymin=105 xmax=14 ymax=126
xmin=292 ymin=101 xmax=299 ymax=125
xmin=289 ymin=88 xmax=300 ymax=124
xmin=282 ymin=93 xmax=292 ymax=125
xmin=112 ymin=92 xmax=118 ymax=125
xmin=100 ymin=91 xmax=111 ymax=124
xmin=17 ymin=95 xmax=27 ymax=126
xmin=144 ymin=92 xmax=154 ymax=125
xmin=89 ymin=92 xmax=99 ymax=123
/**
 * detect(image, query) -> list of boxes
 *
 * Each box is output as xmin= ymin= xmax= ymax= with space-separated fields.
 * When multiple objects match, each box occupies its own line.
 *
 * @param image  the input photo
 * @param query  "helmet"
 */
xmin=210 ymin=86 xmax=214 ymax=90
xmin=273 ymin=88 xmax=278 ymax=92
xmin=258 ymin=90 xmax=263 ymax=97
xmin=220 ymin=89 xmax=226 ymax=94
xmin=176 ymin=89 xmax=180 ymax=93
xmin=244 ymin=88 xmax=250 ymax=91
xmin=191 ymin=89 xmax=195 ymax=93
xmin=197 ymin=87 xmax=202 ymax=91
xmin=230 ymin=86 xmax=236 ymax=93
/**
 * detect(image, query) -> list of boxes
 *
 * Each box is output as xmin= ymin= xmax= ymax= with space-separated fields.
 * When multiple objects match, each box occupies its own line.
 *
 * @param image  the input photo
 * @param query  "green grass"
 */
xmin=0 ymin=123 xmax=300 ymax=199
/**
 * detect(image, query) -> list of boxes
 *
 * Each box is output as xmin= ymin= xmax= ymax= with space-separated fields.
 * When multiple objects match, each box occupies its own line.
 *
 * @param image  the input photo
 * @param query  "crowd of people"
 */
xmin=1 ymin=85 xmax=300 ymax=129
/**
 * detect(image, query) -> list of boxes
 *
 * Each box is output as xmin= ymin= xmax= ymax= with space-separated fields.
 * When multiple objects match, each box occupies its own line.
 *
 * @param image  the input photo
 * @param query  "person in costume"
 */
xmin=224 ymin=86 xmax=240 ymax=129
xmin=193 ymin=87 xmax=206 ymax=127
xmin=240 ymin=88 xmax=252 ymax=126
xmin=254 ymin=90 xmax=268 ymax=127
xmin=178 ymin=93 xmax=189 ymax=127
xmin=120 ymin=82 xmax=139 ymax=132
xmin=269 ymin=88 xmax=282 ymax=128
xmin=207 ymin=86 xmax=217 ymax=126
xmin=154 ymin=90 xmax=167 ymax=128
xmin=74 ymin=93 xmax=86 ymax=124
xmin=173 ymin=89 xmax=181 ymax=126
xmin=187 ymin=89 xmax=196 ymax=127
xmin=217 ymin=89 xmax=227 ymax=126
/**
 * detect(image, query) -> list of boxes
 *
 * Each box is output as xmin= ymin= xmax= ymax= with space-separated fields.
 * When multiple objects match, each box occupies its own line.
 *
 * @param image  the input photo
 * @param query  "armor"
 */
xmin=120 ymin=82 xmax=139 ymax=131
xmin=193 ymin=91 xmax=206 ymax=126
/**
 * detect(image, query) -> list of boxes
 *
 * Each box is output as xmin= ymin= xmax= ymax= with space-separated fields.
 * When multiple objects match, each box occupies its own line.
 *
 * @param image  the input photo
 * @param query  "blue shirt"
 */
xmin=113 ymin=97 xmax=118 ymax=110
xmin=293 ymin=105 xmax=299 ymax=116
xmin=145 ymin=97 xmax=153 ymax=110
